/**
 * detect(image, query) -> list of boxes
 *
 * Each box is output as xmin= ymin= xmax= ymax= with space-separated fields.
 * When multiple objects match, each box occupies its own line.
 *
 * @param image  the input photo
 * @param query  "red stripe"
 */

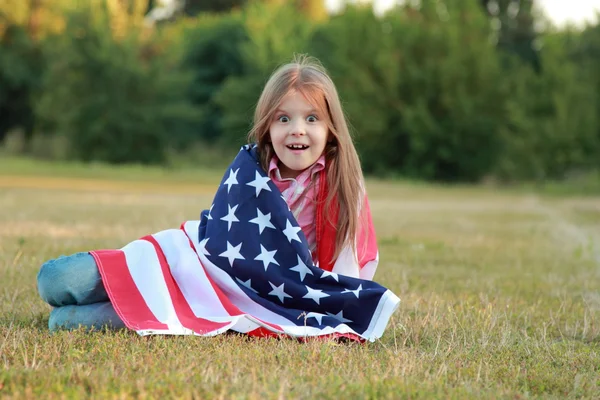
xmin=144 ymin=235 xmax=230 ymax=335
xmin=251 ymin=317 xmax=284 ymax=332
xmin=246 ymin=327 xmax=282 ymax=338
xmin=92 ymin=249 xmax=168 ymax=331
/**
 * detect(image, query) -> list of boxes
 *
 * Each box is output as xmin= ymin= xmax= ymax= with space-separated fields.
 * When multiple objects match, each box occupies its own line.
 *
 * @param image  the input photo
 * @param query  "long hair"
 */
xmin=248 ymin=54 xmax=365 ymax=260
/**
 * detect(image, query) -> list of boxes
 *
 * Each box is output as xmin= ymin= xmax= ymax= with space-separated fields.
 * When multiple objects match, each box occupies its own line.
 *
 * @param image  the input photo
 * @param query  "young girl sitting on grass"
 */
xmin=37 ymin=55 xmax=400 ymax=342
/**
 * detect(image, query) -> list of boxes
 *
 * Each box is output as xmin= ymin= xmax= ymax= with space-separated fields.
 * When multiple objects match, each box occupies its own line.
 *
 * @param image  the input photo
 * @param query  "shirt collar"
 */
xmin=268 ymin=154 xmax=326 ymax=182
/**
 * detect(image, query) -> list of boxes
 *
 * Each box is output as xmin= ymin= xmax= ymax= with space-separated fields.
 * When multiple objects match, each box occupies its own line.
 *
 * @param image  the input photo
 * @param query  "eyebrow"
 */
xmin=275 ymin=108 xmax=319 ymax=114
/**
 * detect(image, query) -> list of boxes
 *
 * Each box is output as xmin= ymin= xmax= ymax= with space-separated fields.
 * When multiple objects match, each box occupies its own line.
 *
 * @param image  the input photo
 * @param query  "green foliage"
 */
xmin=183 ymin=0 xmax=248 ymax=15
xmin=0 ymin=20 xmax=43 ymax=141
xmin=496 ymin=33 xmax=599 ymax=180
xmin=310 ymin=6 xmax=401 ymax=173
xmin=571 ymin=22 xmax=600 ymax=170
xmin=180 ymin=13 xmax=248 ymax=142
xmin=480 ymin=0 xmax=540 ymax=70
xmin=35 ymin=3 xmax=198 ymax=164
xmin=215 ymin=1 xmax=313 ymax=146
xmin=1 ymin=0 xmax=599 ymax=183
xmin=392 ymin=0 xmax=504 ymax=181
xmin=313 ymin=0 xmax=505 ymax=181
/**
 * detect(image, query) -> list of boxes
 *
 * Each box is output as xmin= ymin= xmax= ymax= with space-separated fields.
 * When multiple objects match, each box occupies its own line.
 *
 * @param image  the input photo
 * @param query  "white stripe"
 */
xmin=153 ymin=229 xmax=231 ymax=319
xmin=362 ymin=290 xmax=401 ymax=341
xmin=137 ymin=326 xmax=229 ymax=336
xmin=231 ymin=318 xmax=261 ymax=333
xmin=122 ymin=239 xmax=182 ymax=328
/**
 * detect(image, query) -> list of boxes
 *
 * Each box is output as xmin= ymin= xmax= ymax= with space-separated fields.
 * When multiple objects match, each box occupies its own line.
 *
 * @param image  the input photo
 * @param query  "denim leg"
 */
xmin=48 ymin=302 xmax=125 ymax=331
xmin=37 ymin=252 xmax=109 ymax=307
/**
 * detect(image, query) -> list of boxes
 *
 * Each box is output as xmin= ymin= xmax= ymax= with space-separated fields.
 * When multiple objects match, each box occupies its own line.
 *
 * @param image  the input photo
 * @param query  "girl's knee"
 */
xmin=37 ymin=257 xmax=63 ymax=305
xmin=37 ymin=252 xmax=96 ymax=306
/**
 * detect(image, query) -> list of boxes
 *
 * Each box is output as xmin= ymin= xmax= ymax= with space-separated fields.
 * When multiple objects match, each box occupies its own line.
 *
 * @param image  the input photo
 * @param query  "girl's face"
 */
xmin=269 ymin=91 xmax=329 ymax=179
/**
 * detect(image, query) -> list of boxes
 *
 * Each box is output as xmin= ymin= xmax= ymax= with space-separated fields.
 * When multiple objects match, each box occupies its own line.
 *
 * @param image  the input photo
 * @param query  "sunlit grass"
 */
xmin=1 ymin=158 xmax=599 ymax=398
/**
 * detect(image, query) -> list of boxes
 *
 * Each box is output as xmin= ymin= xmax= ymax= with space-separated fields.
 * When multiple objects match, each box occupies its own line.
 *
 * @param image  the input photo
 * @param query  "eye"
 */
xmin=277 ymin=115 xmax=289 ymax=123
xmin=306 ymin=115 xmax=318 ymax=123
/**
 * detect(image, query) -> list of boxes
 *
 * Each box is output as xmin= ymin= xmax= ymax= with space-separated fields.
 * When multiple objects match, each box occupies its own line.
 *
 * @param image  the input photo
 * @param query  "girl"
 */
xmin=37 ymin=55 xmax=399 ymax=341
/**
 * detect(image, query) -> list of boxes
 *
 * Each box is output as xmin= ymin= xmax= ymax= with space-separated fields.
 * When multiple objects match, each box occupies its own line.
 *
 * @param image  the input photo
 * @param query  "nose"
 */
xmin=289 ymin=119 xmax=306 ymax=136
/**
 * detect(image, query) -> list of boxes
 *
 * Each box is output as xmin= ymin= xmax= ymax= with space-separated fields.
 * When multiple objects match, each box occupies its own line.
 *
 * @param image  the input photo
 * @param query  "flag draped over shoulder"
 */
xmin=91 ymin=145 xmax=400 ymax=342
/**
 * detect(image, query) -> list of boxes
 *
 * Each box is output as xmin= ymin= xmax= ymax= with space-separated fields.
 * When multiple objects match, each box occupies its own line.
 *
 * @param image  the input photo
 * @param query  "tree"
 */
xmin=215 ymin=1 xmax=313 ymax=145
xmin=568 ymin=21 xmax=600 ymax=170
xmin=480 ymin=0 xmax=540 ymax=70
xmin=0 ymin=22 xmax=43 ymax=142
xmin=180 ymin=13 xmax=248 ymax=142
xmin=35 ymin=3 xmax=198 ymax=164
xmin=294 ymin=0 xmax=328 ymax=21
xmin=312 ymin=0 xmax=506 ymax=181
xmin=183 ymin=0 xmax=248 ymax=15
xmin=496 ymin=31 xmax=598 ymax=180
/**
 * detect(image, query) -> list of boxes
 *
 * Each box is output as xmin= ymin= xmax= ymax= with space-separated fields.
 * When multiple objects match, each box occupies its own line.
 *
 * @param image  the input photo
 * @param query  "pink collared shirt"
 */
xmin=268 ymin=155 xmax=326 ymax=253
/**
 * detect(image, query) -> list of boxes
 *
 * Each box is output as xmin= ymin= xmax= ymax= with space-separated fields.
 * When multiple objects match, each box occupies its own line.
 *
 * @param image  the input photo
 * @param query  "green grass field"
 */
xmin=1 ymin=158 xmax=599 ymax=399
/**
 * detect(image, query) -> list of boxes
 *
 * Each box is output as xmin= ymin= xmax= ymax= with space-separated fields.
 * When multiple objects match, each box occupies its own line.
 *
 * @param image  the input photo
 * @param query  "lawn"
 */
xmin=1 ymin=158 xmax=599 ymax=399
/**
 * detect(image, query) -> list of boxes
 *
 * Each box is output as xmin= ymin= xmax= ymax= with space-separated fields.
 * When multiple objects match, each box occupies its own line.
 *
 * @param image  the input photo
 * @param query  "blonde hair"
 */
xmin=248 ymin=54 xmax=365 ymax=260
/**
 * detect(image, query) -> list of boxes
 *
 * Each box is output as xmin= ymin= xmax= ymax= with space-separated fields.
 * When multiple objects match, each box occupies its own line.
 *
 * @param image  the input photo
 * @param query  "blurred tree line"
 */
xmin=0 ymin=0 xmax=599 ymax=182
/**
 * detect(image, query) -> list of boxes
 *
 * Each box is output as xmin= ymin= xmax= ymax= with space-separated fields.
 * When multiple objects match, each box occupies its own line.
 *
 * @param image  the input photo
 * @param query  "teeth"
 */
xmin=288 ymin=145 xmax=308 ymax=149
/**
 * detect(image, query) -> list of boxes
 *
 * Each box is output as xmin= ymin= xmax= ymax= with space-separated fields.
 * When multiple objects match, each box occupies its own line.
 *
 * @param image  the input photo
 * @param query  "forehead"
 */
xmin=277 ymin=90 xmax=324 ymax=113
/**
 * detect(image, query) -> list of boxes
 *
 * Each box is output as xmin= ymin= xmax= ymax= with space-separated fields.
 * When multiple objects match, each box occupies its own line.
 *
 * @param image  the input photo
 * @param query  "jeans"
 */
xmin=37 ymin=252 xmax=125 ymax=331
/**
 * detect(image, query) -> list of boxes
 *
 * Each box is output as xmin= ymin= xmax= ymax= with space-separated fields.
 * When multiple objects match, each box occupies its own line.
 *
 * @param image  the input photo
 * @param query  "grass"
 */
xmin=1 ymin=157 xmax=599 ymax=399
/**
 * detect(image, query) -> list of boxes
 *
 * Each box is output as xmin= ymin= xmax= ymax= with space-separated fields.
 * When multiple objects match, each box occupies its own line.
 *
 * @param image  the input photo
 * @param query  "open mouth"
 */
xmin=287 ymin=144 xmax=309 ymax=150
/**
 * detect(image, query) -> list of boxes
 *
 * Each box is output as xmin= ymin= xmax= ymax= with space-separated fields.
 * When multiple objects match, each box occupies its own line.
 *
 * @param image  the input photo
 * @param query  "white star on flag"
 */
xmin=268 ymin=282 xmax=292 ymax=303
xmin=236 ymin=278 xmax=258 ymax=293
xmin=198 ymin=238 xmax=210 ymax=256
xmin=249 ymin=208 xmax=276 ymax=234
xmin=246 ymin=171 xmax=272 ymax=197
xmin=289 ymin=255 xmax=313 ymax=281
xmin=223 ymin=168 xmax=239 ymax=193
xmin=207 ymin=204 xmax=214 ymax=220
xmin=254 ymin=245 xmax=279 ymax=271
xmin=326 ymin=310 xmax=353 ymax=324
xmin=303 ymin=286 xmax=330 ymax=305
xmin=342 ymin=284 xmax=363 ymax=298
xmin=282 ymin=219 xmax=302 ymax=243
xmin=320 ymin=270 xmax=339 ymax=282
xmin=220 ymin=204 xmax=239 ymax=231
xmin=218 ymin=241 xmax=245 ymax=267
xmin=306 ymin=312 xmax=325 ymax=325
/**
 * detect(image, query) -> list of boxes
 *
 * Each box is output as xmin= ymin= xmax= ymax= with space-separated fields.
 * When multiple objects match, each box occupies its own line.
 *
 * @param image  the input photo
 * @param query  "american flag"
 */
xmin=92 ymin=145 xmax=400 ymax=341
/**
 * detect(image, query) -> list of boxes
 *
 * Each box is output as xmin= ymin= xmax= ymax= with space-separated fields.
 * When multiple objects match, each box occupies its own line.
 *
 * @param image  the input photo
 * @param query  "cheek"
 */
xmin=267 ymin=125 xmax=276 ymax=143
xmin=269 ymin=126 xmax=285 ymax=144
